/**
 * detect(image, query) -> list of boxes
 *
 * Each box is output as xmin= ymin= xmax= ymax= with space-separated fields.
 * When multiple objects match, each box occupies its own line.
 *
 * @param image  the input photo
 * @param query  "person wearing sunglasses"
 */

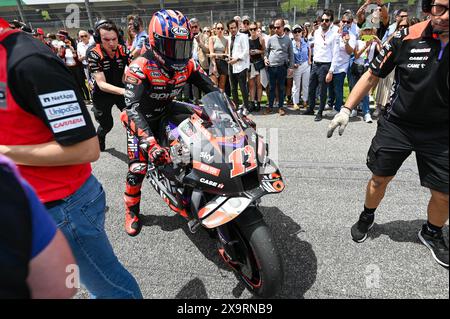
xmin=264 ymin=18 xmax=294 ymax=116
xmin=77 ymin=30 xmax=94 ymax=101
xmin=324 ymin=13 xmax=357 ymax=121
xmin=227 ymin=19 xmax=251 ymax=115
xmin=328 ymin=0 xmax=449 ymax=269
xmin=208 ymin=22 xmax=229 ymax=91
xmin=248 ymin=21 xmax=266 ymax=112
xmin=302 ymin=9 xmax=336 ymax=121
xmin=291 ymin=25 xmax=311 ymax=111
xmin=356 ymin=0 xmax=389 ymax=41
xmin=268 ymin=22 xmax=276 ymax=37
xmin=240 ymin=15 xmax=251 ymax=35
xmin=381 ymin=8 xmax=408 ymax=43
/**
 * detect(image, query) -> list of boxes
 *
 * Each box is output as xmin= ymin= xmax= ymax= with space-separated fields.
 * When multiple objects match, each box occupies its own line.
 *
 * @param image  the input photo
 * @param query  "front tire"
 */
xmin=218 ymin=208 xmax=283 ymax=298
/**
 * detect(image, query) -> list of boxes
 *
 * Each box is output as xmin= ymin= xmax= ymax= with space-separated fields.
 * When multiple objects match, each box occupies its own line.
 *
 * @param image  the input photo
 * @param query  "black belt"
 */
xmin=314 ymin=61 xmax=331 ymax=65
xmin=45 ymin=199 xmax=65 ymax=209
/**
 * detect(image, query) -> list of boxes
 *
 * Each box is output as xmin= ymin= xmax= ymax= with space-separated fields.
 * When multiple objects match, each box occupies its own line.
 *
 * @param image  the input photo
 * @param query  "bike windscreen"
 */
xmin=199 ymin=91 xmax=243 ymax=137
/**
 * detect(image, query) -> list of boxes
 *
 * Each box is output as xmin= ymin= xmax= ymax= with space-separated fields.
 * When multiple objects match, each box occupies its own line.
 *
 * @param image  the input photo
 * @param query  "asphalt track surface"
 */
xmin=76 ymin=104 xmax=448 ymax=299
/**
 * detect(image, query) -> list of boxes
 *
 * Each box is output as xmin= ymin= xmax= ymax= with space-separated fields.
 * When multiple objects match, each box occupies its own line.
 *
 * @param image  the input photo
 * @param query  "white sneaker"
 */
xmin=328 ymin=109 xmax=339 ymax=117
xmin=350 ymin=109 xmax=357 ymax=118
xmin=364 ymin=113 xmax=373 ymax=123
xmin=324 ymin=104 xmax=333 ymax=110
xmin=242 ymin=108 xmax=249 ymax=116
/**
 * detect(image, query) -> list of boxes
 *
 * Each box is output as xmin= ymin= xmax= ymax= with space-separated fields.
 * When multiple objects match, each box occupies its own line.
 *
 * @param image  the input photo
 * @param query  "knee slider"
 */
xmin=126 ymin=163 xmax=147 ymax=186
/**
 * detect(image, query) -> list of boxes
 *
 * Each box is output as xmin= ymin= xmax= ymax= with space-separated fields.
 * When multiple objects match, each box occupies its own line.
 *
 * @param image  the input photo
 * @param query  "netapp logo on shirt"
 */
xmin=39 ymin=90 xmax=77 ymax=107
xmin=44 ymin=103 xmax=82 ymax=120
xmin=51 ymin=115 xmax=86 ymax=133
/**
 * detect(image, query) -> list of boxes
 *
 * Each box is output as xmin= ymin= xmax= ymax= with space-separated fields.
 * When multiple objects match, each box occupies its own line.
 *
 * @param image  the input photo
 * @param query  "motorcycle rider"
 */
xmin=120 ymin=9 xmax=220 ymax=236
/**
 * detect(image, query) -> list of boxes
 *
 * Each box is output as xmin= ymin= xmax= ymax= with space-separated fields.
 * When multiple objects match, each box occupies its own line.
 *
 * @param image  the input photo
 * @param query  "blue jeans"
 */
xmin=361 ymin=95 xmax=370 ymax=115
xmin=47 ymin=175 xmax=143 ymax=299
xmin=332 ymin=72 xmax=346 ymax=112
xmin=347 ymin=57 xmax=356 ymax=91
xmin=268 ymin=65 xmax=287 ymax=109
xmin=350 ymin=63 xmax=370 ymax=115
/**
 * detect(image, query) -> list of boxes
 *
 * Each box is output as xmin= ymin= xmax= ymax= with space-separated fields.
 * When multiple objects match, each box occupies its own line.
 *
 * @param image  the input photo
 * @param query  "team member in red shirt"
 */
xmin=0 ymin=18 xmax=143 ymax=298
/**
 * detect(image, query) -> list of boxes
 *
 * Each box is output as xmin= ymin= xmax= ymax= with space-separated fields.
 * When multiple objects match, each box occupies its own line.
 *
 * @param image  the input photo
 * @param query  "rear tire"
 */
xmin=218 ymin=207 xmax=283 ymax=298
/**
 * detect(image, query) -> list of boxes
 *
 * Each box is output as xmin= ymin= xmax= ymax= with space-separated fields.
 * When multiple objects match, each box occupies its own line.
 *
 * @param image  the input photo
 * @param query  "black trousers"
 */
xmin=229 ymin=66 xmax=249 ymax=109
xmin=307 ymin=62 xmax=331 ymax=114
xmin=92 ymin=92 xmax=126 ymax=140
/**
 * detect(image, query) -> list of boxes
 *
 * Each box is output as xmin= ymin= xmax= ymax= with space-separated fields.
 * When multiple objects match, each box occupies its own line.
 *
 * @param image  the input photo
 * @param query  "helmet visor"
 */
xmin=154 ymin=34 xmax=193 ymax=61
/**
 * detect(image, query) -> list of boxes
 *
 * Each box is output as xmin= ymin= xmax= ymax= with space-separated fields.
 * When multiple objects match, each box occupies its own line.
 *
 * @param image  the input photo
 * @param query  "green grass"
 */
xmin=281 ymin=0 xmax=318 ymax=14
xmin=239 ymin=78 xmax=351 ymax=105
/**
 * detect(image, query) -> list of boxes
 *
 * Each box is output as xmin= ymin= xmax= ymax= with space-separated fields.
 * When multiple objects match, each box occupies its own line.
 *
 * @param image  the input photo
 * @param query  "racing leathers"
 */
xmin=120 ymin=49 xmax=218 ymax=236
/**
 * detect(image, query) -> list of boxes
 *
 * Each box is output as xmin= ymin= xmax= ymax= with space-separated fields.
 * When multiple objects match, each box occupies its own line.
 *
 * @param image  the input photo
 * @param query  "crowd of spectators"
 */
xmin=7 ymin=0 xmax=424 ymax=123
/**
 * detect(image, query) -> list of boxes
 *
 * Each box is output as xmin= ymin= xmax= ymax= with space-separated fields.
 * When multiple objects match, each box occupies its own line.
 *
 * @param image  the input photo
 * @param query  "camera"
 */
xmin=342 ymin=24 xmax=350 ymax=36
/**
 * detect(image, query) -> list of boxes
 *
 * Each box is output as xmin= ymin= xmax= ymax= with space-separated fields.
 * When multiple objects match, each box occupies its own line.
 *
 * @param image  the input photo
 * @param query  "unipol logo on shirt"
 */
xmin=51 ymin=115 xmax=86 ymax=133
xmin=39 ymin=90 xmax=77 ymax=107
xmin=44 ymin=102 xmax=82 ymax=120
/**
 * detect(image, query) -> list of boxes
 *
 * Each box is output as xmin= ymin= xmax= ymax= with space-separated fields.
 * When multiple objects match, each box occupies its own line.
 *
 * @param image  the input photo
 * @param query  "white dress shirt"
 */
xmin=312 ymin=26 xmax=336 ymax=63
xmin=77 ymin=41 xmax=91 ymax=66
xmin=330 ymin=33 xmax=356 ymax=74
xmin=229 ymin=32 xmax=250 ymax=74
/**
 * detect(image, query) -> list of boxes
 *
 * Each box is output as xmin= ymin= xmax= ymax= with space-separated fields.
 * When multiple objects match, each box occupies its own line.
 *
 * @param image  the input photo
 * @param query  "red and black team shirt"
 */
xmin=0 ymin=30 xmax=97 ymax=203
xmin=87 ymin=43 xmax=130 ymax=96
xmin=370 ymin=20 xmax=449 ymax=128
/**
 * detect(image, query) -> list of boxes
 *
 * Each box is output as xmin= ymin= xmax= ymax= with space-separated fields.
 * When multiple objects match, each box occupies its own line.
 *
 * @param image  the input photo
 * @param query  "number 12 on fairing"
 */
xmin=229 ymin=145 xmax=258 ymax=178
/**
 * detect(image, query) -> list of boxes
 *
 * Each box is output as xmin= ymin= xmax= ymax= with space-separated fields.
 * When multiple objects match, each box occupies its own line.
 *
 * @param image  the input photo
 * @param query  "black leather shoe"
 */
xmin=302 ymin=109 xmax=315 ymax=115
xmin=314 ymin=113 xmax=323 ymax=121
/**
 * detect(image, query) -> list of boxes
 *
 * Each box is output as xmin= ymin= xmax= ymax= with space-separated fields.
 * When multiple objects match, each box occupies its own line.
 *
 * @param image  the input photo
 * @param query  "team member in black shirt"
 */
xmin=87 ymin=20 xmax=130 ymax=151
xmin=328 ymin=0 xmax=449 ymax=268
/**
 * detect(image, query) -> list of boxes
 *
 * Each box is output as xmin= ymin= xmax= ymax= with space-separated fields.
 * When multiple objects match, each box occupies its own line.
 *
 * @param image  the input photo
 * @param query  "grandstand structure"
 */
xmin=0 ymin=1 xmax=423 ymax=35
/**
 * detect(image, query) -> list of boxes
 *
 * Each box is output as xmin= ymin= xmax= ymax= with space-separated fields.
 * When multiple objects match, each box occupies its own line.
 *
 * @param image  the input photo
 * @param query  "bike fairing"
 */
xmin=140 ymin=91 xmax=286 ymax=297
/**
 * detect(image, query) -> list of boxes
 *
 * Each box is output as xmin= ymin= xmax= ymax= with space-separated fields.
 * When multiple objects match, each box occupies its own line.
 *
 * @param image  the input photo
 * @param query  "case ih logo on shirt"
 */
xmin=39 ymin=90 xmax=77 ymax=107
xmin=51 ymin=115 xmax=86 ymax=133
xmin=44 ymin=103 xmax=82 ymax=120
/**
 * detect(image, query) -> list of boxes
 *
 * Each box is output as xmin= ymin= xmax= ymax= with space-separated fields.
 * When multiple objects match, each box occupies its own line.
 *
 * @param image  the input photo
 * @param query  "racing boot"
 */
xmin=124 ymin=192 xmax=142 ymax=237
xmin=98 ymin=135 xmax=106 ymax=152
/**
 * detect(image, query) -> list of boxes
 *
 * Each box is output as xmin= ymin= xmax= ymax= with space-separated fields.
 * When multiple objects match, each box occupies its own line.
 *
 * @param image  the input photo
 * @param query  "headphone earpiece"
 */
xmin=93 ymin=19 xmax=109 ymax=44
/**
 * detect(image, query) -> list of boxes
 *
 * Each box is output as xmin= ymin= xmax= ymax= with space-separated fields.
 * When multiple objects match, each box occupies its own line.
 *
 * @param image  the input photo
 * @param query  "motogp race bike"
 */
xmin=147 ymin=91 xmax=285 ymax=297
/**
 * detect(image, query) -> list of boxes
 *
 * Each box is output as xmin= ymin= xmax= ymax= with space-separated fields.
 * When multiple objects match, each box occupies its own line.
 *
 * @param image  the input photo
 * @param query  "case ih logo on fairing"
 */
xmin=200 ymin=178 xmax=224 ymax=189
